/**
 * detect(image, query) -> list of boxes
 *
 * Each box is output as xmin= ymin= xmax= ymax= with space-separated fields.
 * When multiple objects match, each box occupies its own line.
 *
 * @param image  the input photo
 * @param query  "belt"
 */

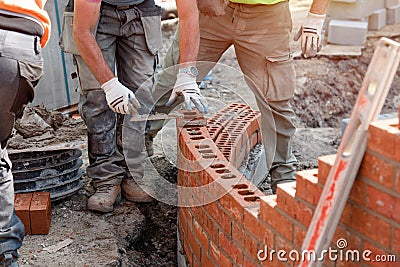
xmin=102 ymin=2 xmax=137 ymax=10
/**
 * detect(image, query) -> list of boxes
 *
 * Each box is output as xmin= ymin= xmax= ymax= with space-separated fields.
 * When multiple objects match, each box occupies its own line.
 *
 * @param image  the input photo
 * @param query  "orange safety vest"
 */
xmin=0 ymin=0 xmax=51 ymax=47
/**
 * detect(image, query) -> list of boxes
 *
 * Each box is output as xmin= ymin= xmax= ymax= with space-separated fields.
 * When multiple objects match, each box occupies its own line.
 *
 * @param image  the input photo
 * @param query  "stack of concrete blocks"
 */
xmin=327 ymin=0 xmax=400 ymax=46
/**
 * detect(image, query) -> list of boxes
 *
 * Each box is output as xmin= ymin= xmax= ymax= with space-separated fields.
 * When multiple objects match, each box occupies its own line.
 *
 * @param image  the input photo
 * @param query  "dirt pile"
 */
xmin=8 ymin=105 xmax=86 ymax=151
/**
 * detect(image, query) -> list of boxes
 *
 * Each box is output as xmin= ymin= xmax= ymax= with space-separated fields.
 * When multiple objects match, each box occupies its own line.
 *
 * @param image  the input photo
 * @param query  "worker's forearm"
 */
xmin=74 ymin=32 xmax=115 ymax=85
xmin=73 ymin=0 xmax=114 ymax=85
xmin=179 ymin=17 xmax=200 ymax=66
xmin=310 ymin=0 xmax=329 ymax=15
xmin=176 ymin=0 xmax=200 ymax=66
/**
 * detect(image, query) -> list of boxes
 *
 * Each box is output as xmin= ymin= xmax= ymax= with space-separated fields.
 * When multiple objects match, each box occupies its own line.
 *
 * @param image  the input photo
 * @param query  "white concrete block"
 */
xmin=328 ymin=19 xmax=368 ymax=46
xmin=328 ymin=0 xmax=385 ymax=20
xmin=387 ymin=4 xmax=400 ymax=25
xmin=385 ymin=0 xmax=399 ymax=8
xmin=369 ymin=9 xmax=387 ymax=30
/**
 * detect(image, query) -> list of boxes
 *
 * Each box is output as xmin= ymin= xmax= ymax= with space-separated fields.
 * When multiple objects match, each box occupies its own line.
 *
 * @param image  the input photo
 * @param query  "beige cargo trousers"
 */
xmin=151 ymin=1 xmax=297 ymax=192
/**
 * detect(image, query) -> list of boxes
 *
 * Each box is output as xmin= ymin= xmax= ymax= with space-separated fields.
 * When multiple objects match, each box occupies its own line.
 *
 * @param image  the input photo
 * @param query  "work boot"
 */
xmin=145 ymin=135 xmax=154 ymax=157
xmin=0 ymin=251 xmax=18 ymax=267
xmin=122 ymin=178 xmax=153 ymax=203
xmin=87 ymin=185 xmax=121 ymax=213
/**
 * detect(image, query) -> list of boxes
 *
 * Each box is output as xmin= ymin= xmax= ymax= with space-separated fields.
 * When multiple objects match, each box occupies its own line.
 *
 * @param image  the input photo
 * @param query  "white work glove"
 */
xmin=101 ymin=77 xmax=141 ymax=114
xmin=294 ymin=12 xmax=326 ymax=58
xmin=165 ymin=73 xmax=208 ymax=113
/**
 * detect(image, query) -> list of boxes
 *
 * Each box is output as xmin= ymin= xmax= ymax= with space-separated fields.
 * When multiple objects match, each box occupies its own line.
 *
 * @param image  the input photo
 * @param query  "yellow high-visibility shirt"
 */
xmin=0 ymin=0 xmax=51 ymax=47
xmin=230 ymin=0 xmax=287 ymax=4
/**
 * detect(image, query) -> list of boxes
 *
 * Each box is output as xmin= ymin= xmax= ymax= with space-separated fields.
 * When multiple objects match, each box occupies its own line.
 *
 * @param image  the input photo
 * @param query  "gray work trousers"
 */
xmin=0 ymin=29 xmax=44 ymax=255
xmin=73 ymin=3 xmax=161 ymax=188
xmin=151 ymin=1 xmax=297 ymax=191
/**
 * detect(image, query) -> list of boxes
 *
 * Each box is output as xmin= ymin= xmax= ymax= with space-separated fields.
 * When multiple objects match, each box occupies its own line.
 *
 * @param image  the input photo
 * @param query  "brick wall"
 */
xmin=177 ymin=105 xmax=400 ymax=266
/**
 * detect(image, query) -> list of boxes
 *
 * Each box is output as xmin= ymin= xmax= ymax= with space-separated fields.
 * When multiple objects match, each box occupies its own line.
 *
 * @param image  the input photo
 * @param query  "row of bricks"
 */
xmin=207 ymin=103 xmax=251 ymax=141
xmin=178 ymin=163 xmax=400 ymax=267
xmin=177 ymin=107 xmax=270 ymax=266
xmin=180 ymin=116 xmax=399 ymax=263
xmin=294 ymin=166 xmax=400 ymax=249
xmin=211 ymin=115 xmax=259 ymax=164
xmin=176 ymin=104 xmax=301 ymax=266
xmin=214 ymin=110 xmax=261 ymax=167
xmin=14 ymin=192 xmax=52 ymax=235
xmin=177 ymin=105 xmax=304 ymax=266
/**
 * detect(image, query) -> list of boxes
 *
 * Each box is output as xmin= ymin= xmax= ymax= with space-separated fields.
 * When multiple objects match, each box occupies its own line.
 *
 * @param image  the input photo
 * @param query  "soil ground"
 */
xmin=8 ymin=1 xmax=400 ymax=266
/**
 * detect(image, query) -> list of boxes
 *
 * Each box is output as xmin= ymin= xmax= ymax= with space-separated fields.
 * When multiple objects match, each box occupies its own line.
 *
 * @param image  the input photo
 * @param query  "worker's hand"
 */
xmin=101 ymin=77 xmax=141 ymax=114
xmin=165 ymin=73 xmax=208 ymax=113
xmin=294 ymin=12 xmax=326 ymax=58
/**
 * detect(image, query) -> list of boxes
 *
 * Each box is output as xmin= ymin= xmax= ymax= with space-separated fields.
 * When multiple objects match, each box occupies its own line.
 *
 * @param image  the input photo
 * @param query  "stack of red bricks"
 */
xmin=177 ymin=105 xmax=400 ymax=266
xmin=14 ymin=192 xmax=52 ymax=235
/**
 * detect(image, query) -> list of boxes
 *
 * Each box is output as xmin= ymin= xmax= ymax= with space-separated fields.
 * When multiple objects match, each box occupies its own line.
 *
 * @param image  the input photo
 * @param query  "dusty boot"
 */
xmin=145 ymin=134 xmax=154 ymax=157
xmin=122 ymin=178 xmax=153 ymax=203
xmin=87 ymin=185 xmax=121 ymax=213
xmin=0 ymin=251 xmax=18 ymax=267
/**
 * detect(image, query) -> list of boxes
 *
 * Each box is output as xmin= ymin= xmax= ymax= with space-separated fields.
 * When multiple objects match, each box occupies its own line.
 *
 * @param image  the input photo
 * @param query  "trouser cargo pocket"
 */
xmin=139 ymin=6 xmax=162 ymax=55
xmin=59 ymin=11 xmax=80 ymax=55
xmin=264 ymin=54 xmax=295 ymax=102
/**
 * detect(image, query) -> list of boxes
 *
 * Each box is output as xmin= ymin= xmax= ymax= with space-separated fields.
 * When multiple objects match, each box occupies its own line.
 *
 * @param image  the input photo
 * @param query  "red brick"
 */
xmin=274 ymin=235 xmax=297 ymax=266
xmin=295 ymin=169 xmax=323 ymax=207
xmin=365 ymin=185 xmax=397 ymax=220
xmin=393 ymin=227 xmax=400 ymax=252
xmin=359 ymin=152 xmax=395 ymax=189
xmin=293 ymin=225 xmax=306 ymax=248
xmin=201 ymin=250 xmax=216 ymax=267
xmin=193 ymin=219 xmax=208 ymax=251
xmin=232 ymin=221 xmax=245 ymax=249
xmin=341 ymin=204 xmax=391 ymax=247
xmin=178 ymin=210 xmax=187 ymax=237
xmin=178 ymin=186 xmax=199 ymax=208
xmin=394 ymin=201 xmax=400 ymax=225
xmin=318 ymin=154 xmax=336 ymax=185
xmin=243 ymin=256 xmax=258 ymax=267
xmin=14 ymin=193 xmax=33 ymax=234
xmin=209 ymin=240 xmax=233 ymax=267
xmin=218 ymin=179 xmax=262 ymax=224
xmin=368 ymin=120 xmax=397 ymax=160
xmin=204 ymin=202 xmax=231 ymax=235
xmin=186 ymin=223 xmax=201 ymax=262
xmin=202 ymin=211 xmax=219 ymax=242
xmin=177 ymin=113 xmax=207 ymax=128
xmin=218 ymin=231 xmax=243 ymax=265
xmin=397 ymin=169 xmax=400 ymax=193
xmin=259 ymin=196 xmax=293 ymax=241
xmin=192 ymin=255 xmax=200 ymax=267
xmin=349 ymin=178 xmax=365 ymax=205
xmin=335 ymin=258 xmax=360 ymax=267
xmin=362 ymin=241 xmax=397 ymax=267
xmin=244 ymin=206 xmax=274 ymax=247
xmin=368 ymin=119 xmax=400 ymax=162
xmin=29 ymin=192 xmax=51 ymax=235
xmin=276 ymin=182 xmax=314 ymax=227
xmin=332 ymin=225 xmax=362 ymax=252
xmin=243 ymin=232 xmax=260 ymax=261
xmin=260 ymin=259 xmax=287 ymax=267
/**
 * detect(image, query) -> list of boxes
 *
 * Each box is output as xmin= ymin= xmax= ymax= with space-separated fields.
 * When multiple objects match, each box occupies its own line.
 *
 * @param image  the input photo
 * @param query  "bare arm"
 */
xmin=73 ymin=0 xmax=114 ymax=85
xmin=176 ymin=0 xmax=199 ymax=66
xmin=310 ymin=0 xmax=329 ymax=15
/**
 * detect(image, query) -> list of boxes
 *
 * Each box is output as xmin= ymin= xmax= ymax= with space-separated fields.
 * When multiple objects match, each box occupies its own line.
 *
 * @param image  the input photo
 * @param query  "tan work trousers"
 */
xmin=152 ymin=1 xmax=297 ymax=191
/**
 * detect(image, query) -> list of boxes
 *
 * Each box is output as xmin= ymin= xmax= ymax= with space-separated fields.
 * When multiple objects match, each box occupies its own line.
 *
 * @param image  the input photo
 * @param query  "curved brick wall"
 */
xmin=177 ymin=106 xmax=400 ymax=267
